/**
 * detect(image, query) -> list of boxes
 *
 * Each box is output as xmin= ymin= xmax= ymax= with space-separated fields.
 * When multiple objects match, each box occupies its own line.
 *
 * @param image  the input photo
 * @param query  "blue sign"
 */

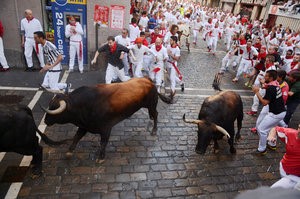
xmin=51 ymin=1 xmax=87 ymax=65
xmin=53 ymin=0 xmax=68 ymax=6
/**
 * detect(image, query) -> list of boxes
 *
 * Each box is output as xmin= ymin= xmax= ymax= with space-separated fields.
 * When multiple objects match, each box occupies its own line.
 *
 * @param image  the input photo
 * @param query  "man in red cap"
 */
xmin=0 ymin=20 xmax=10 ymax=72
xmin=91 ymin=36 xmax=130 ymax=84
xmin=127 ymin=37 xmax=157 ymax=77
xmin=65 ymin=16 xmax=84 ymax=73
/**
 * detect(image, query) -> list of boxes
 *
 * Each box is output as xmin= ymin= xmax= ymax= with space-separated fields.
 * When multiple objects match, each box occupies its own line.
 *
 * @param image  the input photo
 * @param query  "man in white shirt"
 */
xmin=65 ymin=16 xmax=84 ymax=73
xmin=232 ymin=40 xmax=259 ymax=82
xmin=21 ymin=9 xmax=45 ymax=71
xmin=115 ymin=28 xmax=131 ymax=76
xmin=192 ymin=17 xmax=202 ymax=46
xmin=150 ymin=38 xmax=168 ymax=93
xmin=129 ymin=18 xmax=140 ymax=44
xmin=166 ymin=36 xmax=183 ymax=100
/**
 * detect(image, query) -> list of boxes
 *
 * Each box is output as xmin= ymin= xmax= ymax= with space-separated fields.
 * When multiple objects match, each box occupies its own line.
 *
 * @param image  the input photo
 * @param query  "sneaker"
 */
xmin=180 ymin=83 xmax=184 ymax=92
xmin=250 ymin=127 xmax=257 ymax=134
xmin=0 ymin=67 xmax=9 ymax=72
xmin=25 ymin=67 xmax=35 ymax=72
xmin=232 ymin=78 xmax=238 ymax=82
xmin=255 ymin=149 xmax=267 ymax=156
xmin=267 ymin=144 xmax=276 ymax=151
xmin=65 ymin=83 xmax=72 ymax=93
xmin=246 ymin=111 xmax=257 ymax=116
xmin=80 ymin=70 xmax=83 ymax=74
xmin=68 ymin=69 xmax=74 ymax=73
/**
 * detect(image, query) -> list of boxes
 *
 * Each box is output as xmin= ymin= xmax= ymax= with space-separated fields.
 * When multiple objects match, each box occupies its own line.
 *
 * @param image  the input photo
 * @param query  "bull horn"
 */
xmin=183 ymin=114 xmax=204 ymax=125
xmin=42 ymin=100 xmax=67 ymax=115
xmin=215 ymin=125 xmax=231 ymax=138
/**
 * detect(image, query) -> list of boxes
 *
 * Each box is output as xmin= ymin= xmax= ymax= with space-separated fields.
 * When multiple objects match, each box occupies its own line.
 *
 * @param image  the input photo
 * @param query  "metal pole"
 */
xmin=95 ymin=23 xmax=99 ymax=51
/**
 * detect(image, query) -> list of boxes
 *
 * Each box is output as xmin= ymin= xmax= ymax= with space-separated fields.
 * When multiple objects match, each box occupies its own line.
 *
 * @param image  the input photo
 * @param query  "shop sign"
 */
xmin=110 ymin=5 xmax=125 ymax=30
xmin=240 ymin=0 xmax=267 ymax=6
xmin=94 ymin=5 xmax=109 ymax=27
xmin=51 ymin=0 xmax=87 ymax=6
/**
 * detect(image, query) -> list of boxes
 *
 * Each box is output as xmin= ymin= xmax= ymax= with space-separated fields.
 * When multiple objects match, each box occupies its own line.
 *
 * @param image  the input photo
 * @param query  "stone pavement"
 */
xmin=0 ymin=37 xmax=298 ymax=199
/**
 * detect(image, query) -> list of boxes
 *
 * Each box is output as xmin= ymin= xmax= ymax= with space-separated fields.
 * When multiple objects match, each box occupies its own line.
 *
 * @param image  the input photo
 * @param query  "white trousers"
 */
xmin=143 ymin=54 xmax=153 ymax=74
xmin=105 ymin=63 xmax=130 ymax=84
xmin=193 ymin=29 xmax=199 ymax=43
xmin=69 ymin=41 xmax=83 ymax=72
xmin=251 ymin=88 xmax=266 ymax=112
xmin=208 ymin=36 xmax=218 ymax=53
xmin=122 ymin=53 xmax=130 ymax=76
xmin=271 ymin=162 xmax=300 ymax=190
xmin=0 ymin=37 xmax=9 ymax=68
xmin=133 ymin=61 xmax=144 ymax=78
xmin=220 ymin=54 xmax=239 ymax=72
xmin=42 ymin=71 xmax=67 ymax=91
xmin=167 ymin=62 xmax=182 ymax=93
xmin=256 ymin=106 xmax=286 ymax=151
xmin=235 ymin=58 xmax=253 ymax=80
xmin=224 ymin=36 xmax=232 ymax=51
xmin=149 ymin=62 xmax=163 ymax=85
xmin=24 ymin=38 xmax=45 ymax=68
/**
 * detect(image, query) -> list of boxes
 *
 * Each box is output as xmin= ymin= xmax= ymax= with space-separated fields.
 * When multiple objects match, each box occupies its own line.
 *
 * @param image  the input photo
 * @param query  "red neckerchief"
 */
xmin=70 ymin=22 xmax=76 ymax=27
xmin=285 ymin=55 xmax=294 ymax=59
xmin=246 ymin=46 xmax=251 ymax=52
xmin=110 ymin=42 xmax=117 ymax=53
xmin=265 ymin=63 xmax=274 ymax=69
xmin=264 ymin=34 xmax=269 ymax=37
xmin=131 ymin=23 xmax=137 ymax=27
xmin=291 ymin=61 xmax=298 ymax=69
xmin=253 ymin=43 xmax=262 ymax=50
xmin=26 ymin=17 xmax=34 ymax=23
xmin=155 ymin=44 xmax=162 ymax=52
xmin=258 ymin=52 xmax=267 ymax=59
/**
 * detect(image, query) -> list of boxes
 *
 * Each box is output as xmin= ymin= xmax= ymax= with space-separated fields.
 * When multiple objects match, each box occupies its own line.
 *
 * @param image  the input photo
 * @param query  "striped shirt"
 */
xmin=43 ymin=41 xmax=61 ymax=70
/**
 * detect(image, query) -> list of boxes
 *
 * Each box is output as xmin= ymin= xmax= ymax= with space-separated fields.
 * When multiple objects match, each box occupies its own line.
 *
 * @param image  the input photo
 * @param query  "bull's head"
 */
xmin=183 ymin=114 xmax=230 ymax=154
xmin=40 ymin=94 xmax=69 ymax=126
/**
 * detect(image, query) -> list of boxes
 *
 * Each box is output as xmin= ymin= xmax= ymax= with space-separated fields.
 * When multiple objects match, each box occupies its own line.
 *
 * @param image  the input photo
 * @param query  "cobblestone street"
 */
xmin=0 ymin=38 xmax=296 ymax=199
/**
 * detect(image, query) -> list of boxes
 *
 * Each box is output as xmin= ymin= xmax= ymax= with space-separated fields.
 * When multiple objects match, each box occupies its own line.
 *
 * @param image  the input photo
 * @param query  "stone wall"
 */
xmin=87 ymin=0 xmax=130 ymax=71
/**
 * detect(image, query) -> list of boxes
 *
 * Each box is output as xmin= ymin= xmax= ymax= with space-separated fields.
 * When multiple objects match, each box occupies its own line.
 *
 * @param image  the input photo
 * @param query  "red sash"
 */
xmin=168 ymin=61 xmax=183 ymax=80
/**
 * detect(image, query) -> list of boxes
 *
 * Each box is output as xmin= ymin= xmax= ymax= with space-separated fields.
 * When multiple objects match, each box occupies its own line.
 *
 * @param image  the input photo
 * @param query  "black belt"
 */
xmin=48 ymin=69 xmax=62 ymax=72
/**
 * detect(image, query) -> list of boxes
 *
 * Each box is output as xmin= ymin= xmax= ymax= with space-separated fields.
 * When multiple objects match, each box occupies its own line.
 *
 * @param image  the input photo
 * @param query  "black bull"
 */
xmin=41 ymin=78 xmax=171 ymax=163
xmin=0 ymin=105 xmax=67 ymax=178
xmin=183 ymin=91 xmax=243 ymax=154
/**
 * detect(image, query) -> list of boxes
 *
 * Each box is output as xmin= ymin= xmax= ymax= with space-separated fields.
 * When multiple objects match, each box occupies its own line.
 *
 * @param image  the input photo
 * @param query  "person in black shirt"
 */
xmin=252 ymin=70 xmax=286 ymax=155
xmin=91 ymin=36 xmax=130 ymax=84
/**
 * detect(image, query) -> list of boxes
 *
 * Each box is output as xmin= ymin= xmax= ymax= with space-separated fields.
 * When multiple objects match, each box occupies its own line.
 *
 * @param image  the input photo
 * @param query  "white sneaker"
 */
xmin=68 ymin=69 xmax=74 ymax=73
xmin=80 ymin=70 xmax=83 ymax=74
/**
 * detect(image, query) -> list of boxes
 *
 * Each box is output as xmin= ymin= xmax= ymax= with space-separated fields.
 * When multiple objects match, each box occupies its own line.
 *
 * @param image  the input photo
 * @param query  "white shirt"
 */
xmin=240 ymin=45 xmax=258 ymax=60
xmin=115 ymin=35 xmax=131 ymax=47
xmin=65 ymin=22 xmax=83 ymax=41
xmin=209 ymin=27 xmax=222 ymax=38
xmin=167 ymin=44 xmax=180 ymax=64
xmin=150 ymin=45 xmax=168 ymax=64
xmin=127 ymin=44 xmax=156 ymax=63
xmin=139 ymin=16 xmax=149 ymax=28
xmin=129 ymin=24 xmax=140 ymax=42
xmin=225 ymin=27 xmax=235 ymax=38
xmin=21 ymin=18 xmax=43 ymax=38
xmin=193 ymin=20 xmax=202 ymax=30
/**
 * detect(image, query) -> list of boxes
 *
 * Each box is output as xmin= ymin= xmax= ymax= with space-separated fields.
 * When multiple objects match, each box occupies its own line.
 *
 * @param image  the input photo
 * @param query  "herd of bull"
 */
xmin=0 ymin=76 xmax=243 ymax=178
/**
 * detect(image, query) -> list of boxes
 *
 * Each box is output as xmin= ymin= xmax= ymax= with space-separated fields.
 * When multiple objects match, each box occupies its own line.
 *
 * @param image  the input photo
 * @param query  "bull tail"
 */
xmin=36 ymin=129 xmax=69 ymax=146
xmin=182 ymin=114 xmax=203 ymax=125
xmin=158 ymin=93 xmax=172 ymax=104
xmin=212 ymin=73 xmax=222 ymax=91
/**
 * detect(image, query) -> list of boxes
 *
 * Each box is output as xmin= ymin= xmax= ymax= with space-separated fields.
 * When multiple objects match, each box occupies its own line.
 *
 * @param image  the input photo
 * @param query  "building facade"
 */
xmin=0 ymin=0 xmax=130 ymax=69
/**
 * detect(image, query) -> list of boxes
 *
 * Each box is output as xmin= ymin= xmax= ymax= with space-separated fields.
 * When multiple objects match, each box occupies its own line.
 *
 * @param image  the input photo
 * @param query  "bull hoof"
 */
xmin=30 ymin=168 xmax=43 ymax=179
xmin=96 ymin=159 xmax=105 ymax=164
xmin=195 ymin=149 xmax=205 ymax=154
xmin=235 ymin=135 xmax=241 ymax=142
xmin=230 ymin=148 xmax=236 ymax=154
xmin=151 ymin=130 xmax=157 ymax=136
xmin=66 ymin=152 xmax=73 ymax=158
